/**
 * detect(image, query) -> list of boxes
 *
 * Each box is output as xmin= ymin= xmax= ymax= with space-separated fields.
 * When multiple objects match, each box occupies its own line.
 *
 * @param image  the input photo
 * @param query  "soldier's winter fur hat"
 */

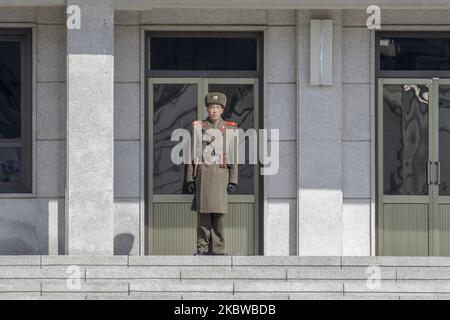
xmin=205 ymin=92 xmax=227 ymax=108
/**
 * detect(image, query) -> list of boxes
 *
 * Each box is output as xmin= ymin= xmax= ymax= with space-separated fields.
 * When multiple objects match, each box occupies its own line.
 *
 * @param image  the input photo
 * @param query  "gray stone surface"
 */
xmin=234 ymin=280 xmax=343 ymax=293
xmin=89 ymin=293 xmax=181 ymax=300
xmin=0 ymin=256 xmax=40 ymax=266
xmin=114 ymin=26 xmax=140 ymax=82
xmin=114 ymin=10 xmax=140 ymax=25
xmin=233 ymin=256 xmax=341 ymax=266
xmin=66 ymin=191 xmax=114 ymax=255
xmin=42 ymin=255 xmax=127 ymax=266
xmin=37 ymin=141 xmax=66 ymax=198
xmin=140 ymin=8 xmax=267 ymax=25
xmin=42 ymin=280 xmax=129 ymax=293
xmin=290 ymin=293 xmax=399 ymax=300
xmin=37 ymin=24 xmax=66 ymax=82
xmin=268 ymin=9 xmax=296 ymax=25
xmin=298 ymin=139 xmax=342 ymax=188
xmin=397 ymin=267 xmax=450 ymax=280
xmin=130 ymin=279 xmax=233 ymax=293
xmin=182 ymin=267 xmax=285 ymax=280
xmin=288 ymin=293 xmax=346 ymax=300
xmin=266 ymin=141 xmax=296 ymax=198
xmin=0 ymin=293 xmax=43 ymax=300
xmin=267 ymin=84 xmax=296 ymax=140
xmin=66 ymin=0 xmax=115 ymax=255
xmin=129 ymin=256 xmax=232 ymax=266
xmin=344 ymin=280 xmax=450 ymax=294
xmin=0 ymin=256 xmax=449 ymax=299
xmin=182 ymin=293 xmax=290 ymax=300
xmin=297 ymin=11 xmax=343 ymax=256
xmin=127 ymin=293 xmax=182 ymax=300
xmin=342 ymin=200 xmax=371 ymax=256
xmin=67 ymin=133 xmax=113 ymax=193
xmin=298 ymin=89 xmax=341 ymax=141
xmin=298 ymin=189 xmax=343 ymax=255
xmin=267 ymin=26 xmax=296 ymax=83
xmin=114 ymin=83 xmax=140 ymax=140
xmin=342 ymin=84 xmax=371 ymax=141
xmin=297 ymin=10 xmax=342 ymax=25
xmin=343 ymin=256 xmax=450 ymax=267
xmin=114 ymin=141 xmax=140 ymax=198
xmin=0 ymin=7 xmax=36 ymax=22
xmin=265 ymin=199 xmax=295 ymax=256
xmin=341 ymin=10 xmax=367 ymax=27
xmin=0 ymin=279 xmax=41 ymax=292
xmin=342 ymin=27 xmax=371 ymax=83
xmin=287 ymin=266 xmax=396 ymax=280
xmin=85 ymin=266 xmax=180 ymax=279
xmin=0 ymin=266 xmax=85 ymax=279
xmin=36 ymin=198 xmax=65 ymax=255
xmin=114 ymin=200 xmax=140 ymax=255
xmin=36 ymin=6 xmax=65 ymax=24
xmin=37 ymin=82 xmax=66 ymax=140
xmin=39 ymin=293 xmax=88 ymax=300
xmin=382 ymin=9 xmax=450 ymax=25
xmin=342 ymin=142 xmax=370 ymax=198
xmin=0 ymin=200 xmax=38 ymax=255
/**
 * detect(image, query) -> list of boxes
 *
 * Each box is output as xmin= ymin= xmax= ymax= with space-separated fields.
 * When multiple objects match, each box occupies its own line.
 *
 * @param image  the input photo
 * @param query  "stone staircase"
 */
xmin=1 ymin=256 xmax=450 ymax=299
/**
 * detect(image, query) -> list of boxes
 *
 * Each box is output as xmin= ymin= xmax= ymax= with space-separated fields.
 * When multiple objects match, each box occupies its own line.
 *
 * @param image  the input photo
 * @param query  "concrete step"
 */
xmin=0 ymin=256 xmax=448 ymax=299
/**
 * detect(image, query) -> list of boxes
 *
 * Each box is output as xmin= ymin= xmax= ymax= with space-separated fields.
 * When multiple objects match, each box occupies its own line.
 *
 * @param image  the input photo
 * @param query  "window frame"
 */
xmin=0 ymin=28 xmax=32 ymax=194
xmin=376 ymin=31 xmax=450 ymax=78
xmin=146 ymin=31 xmax=263 ymax=78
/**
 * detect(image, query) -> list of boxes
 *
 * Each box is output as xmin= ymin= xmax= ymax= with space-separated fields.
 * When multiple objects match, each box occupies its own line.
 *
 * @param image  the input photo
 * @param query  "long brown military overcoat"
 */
xmin=186 ymin=117 xmax=238 ymax=214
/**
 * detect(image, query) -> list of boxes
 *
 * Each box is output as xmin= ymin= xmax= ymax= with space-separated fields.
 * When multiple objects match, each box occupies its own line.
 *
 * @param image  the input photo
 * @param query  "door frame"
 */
xmin=147 ymin=77 xmax=260 ymax=255
xmin=376 ymin=77 xmax=450 ymax=255
xmin=435 ymin=78 xmax=450 ymax=254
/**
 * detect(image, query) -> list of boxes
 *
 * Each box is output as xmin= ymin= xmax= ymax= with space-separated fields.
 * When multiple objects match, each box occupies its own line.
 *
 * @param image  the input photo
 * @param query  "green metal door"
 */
xmin=378 ymin=78 xmax=450 ymax=256
xmin=147 ymin=78 xmax=259 ymax=255
xmin=435 ymin=79 xmax=450 ymax=255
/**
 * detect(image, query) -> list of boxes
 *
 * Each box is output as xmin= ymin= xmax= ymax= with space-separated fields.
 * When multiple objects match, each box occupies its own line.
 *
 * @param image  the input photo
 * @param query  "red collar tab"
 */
xmin=225 ymin=121 xmax=237 ymax=126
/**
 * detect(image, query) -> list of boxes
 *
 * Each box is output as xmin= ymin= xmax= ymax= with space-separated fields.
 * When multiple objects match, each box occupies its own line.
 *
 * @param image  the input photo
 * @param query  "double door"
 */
xmin=378 ymin=78 xmax=450 ymax=255
xmin=148 ymin=78 xmax=259 ymax=255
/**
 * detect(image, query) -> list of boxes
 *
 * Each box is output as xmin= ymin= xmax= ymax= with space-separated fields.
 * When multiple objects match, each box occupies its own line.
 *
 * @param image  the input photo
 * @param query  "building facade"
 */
xmin=1 ymin=0 xmax=450 ymax=258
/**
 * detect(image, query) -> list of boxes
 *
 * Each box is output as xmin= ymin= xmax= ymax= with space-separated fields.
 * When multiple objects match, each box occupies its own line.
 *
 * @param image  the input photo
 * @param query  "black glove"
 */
xmin=227 ymin=183 xmax=236 ymax=194
xmin=187 ymin=181 xmax=196 ymax=194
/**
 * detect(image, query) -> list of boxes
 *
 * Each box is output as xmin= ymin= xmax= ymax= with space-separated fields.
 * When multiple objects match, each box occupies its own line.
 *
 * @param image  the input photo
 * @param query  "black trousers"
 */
xmin=197 ymin=212 xmax=225 ymax=254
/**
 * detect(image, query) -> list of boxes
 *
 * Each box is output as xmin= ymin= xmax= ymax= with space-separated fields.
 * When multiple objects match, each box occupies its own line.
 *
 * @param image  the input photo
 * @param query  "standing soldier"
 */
xmin=186 ymin=92 xmax=238 ymax=255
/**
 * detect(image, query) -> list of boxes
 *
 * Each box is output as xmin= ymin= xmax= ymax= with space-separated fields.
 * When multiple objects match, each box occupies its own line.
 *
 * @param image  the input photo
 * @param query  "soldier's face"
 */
xmin=206 ymin=104 xmax=223 ymax=122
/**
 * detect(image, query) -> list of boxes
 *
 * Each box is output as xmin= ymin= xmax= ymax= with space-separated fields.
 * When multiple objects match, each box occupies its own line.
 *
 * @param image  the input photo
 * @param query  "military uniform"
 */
xmin=186 ymin=92 xmax=238 ymax=255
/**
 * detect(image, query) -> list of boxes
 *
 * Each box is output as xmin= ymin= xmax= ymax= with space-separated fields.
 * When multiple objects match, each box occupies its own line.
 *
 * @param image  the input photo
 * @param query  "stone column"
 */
xmin=65 ymin=0 xmax=114 ymax=255
xmin=296 ymin=10 xmax=343 ymax=255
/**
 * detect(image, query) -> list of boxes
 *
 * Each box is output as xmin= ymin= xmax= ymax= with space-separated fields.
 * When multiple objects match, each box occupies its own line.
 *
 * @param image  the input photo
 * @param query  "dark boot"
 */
xmin=193 ymin=251 xmax=209 ymax=256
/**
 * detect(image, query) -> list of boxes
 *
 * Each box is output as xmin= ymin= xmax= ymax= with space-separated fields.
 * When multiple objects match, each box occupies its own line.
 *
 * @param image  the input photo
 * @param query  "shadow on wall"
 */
xmin=114 ymin=233 xmax=135 ymax=255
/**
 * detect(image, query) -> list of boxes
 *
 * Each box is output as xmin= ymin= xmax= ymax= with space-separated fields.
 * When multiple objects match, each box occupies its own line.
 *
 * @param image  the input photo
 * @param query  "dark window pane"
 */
xmin=0 ymin=147 xmax=21 ymax=184
xmin=151 ymin=37 xmax=257 ymax=71
xmin=0 ymin=41 xmax=21 ymax=139
xmin=383 ymin=84 xmax=429 ymax=195
xmin=209 ymin=84 xmax=255 ymax=194
xmin=380 ymin=37 xmax=450 ymax=71
xmin=439 ymin=85 xmax=450 ymax=195
xmin=153 ymin=84 xmax=197 ymax=194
